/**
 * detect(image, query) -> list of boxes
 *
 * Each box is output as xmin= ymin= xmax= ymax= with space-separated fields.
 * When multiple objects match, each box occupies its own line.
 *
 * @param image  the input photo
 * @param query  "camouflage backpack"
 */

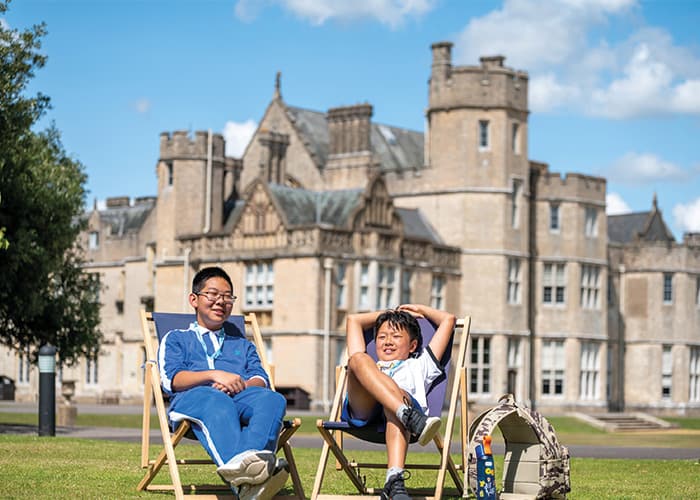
xmin=468 ymin=394 xmax=571 ymax=499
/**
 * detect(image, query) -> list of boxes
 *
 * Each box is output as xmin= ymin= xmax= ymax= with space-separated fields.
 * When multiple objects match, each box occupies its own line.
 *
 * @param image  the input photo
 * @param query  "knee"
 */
xmin=269 ymin=390 xmax=286 ymax=411
xmin=347 ymin=352 xmax=372 ymax=372
xmin=254 ymin=386 xmax=286 ymax=412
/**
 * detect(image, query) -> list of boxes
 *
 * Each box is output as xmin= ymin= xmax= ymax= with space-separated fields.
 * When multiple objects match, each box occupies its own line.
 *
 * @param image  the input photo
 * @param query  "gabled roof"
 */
xmin=268 ymin=183 xmax=363 ymax=227
xmin=285 ymin=105 xmax=424 ymax=173
xmin=607 ymin=199 xmax=675 ymax=244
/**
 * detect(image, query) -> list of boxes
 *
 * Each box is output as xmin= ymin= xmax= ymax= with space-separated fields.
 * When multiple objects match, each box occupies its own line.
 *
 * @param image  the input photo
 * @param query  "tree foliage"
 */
xmin=0 ymin=0 xmax=101 ymax=364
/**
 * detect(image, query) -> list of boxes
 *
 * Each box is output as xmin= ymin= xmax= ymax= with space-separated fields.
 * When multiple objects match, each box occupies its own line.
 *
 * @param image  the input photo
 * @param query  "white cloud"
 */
xmin=453 ymin=0 xmax=700 ymax=118
xmin=672 ymin=198 xmax=700 ymax=232
xmin=671 ymin=79 xmax=700 ymax=114
xmin=529 ymin=73 xmax=580 ymax=112
xmin=454 ymin=0 xmax=635 ymax=70
xmin=235 ymin=0 xmax=436 ymax=27
xmin=606 ymin=152 xmax=688 ymax=184
xmin=223 ymin=119 xmax=257 ymax=157
xmin=606 ymin=192 xmax=631 ymax=215
xmin=0 ymin=18 xmax=9 ymax=30
xmin=133 ymin=98 xmax=151 ymax=114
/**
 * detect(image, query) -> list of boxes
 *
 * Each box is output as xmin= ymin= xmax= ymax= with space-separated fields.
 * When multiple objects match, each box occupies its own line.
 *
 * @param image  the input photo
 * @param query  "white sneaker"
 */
xmin=237 ymin=458 xmax=289 ymax=500
xmin=217 ymin=449 xmax=276 ymax=486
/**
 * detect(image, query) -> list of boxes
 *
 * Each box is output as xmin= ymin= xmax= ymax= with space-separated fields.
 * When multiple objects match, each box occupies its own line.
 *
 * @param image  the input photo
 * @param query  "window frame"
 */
xmin=579 ymin=341 xmax=600 ymax=400
xmin=511 ymin=178 xmax=522 ymax=229
xmin=580 ymin=265 xmax=601 ymax=309
xmin=469 ymin=336 xmax=491 ymax=395
xmin=549 ymin=203 xmax=560 ymax=232
xmin=543 ymin=262 xmax=566 ymax=305
xmin=478 ymin=120 xmax=490 ymax=151
xmin=88 ymin=231 xmax=100 ymax=250
xmin=244 ymin=261 xmax=274 ymax=310
xmin=541 ymin=339 xmax=565 ymax=397
xmin=690 ymin=347 xmax=700 ymax=403
xmin=335 ymin=262 xmax=348 ymax=310
xmin=376 ymin=263 xmax=397 ymax=310
xmin=85 ymin=349 xmax=99 ymax=386
xmin=584 ymin=206 xmax=598 ymax=237
xmin=430 ymin=275 xmax=445 ymax=309
xmin=662 ymin=345 xmax=672 ymax=400
xmin=663 ymin=273 xmax=673 ymax=304
xmin=507 ymin=258 xmax=521 ymax=305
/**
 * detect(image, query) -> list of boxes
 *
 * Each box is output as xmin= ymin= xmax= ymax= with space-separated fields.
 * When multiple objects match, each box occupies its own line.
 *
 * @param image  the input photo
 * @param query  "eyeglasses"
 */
xmin=194 ymin=290 xmax=237 ymax=305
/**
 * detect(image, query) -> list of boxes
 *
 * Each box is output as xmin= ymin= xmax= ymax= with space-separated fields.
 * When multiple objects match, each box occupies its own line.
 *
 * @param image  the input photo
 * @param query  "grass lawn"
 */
xmin=0 ymin=434 xmax=699 ymax=499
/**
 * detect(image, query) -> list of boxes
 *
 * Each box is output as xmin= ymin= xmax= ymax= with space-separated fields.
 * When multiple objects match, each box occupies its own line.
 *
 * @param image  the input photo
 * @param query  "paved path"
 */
xmin=2 ymin=402 xmax=699 ymax=460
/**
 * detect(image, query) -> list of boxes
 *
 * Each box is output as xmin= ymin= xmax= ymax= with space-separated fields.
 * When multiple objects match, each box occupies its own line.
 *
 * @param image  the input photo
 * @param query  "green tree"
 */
xmin=0 ymin=1 xmax=101 ymax=365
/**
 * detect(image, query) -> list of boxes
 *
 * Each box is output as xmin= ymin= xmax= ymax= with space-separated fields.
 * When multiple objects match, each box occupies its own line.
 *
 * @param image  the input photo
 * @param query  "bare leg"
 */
xmin=346 ymin=352 xmax=406 ymax=418
xmin=384 ymin=408 xmax=409 ymax=468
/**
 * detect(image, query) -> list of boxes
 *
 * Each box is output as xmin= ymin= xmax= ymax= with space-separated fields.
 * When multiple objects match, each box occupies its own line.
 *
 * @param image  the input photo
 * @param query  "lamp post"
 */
xmin=38 ymin=344 xmax=57 ymax=437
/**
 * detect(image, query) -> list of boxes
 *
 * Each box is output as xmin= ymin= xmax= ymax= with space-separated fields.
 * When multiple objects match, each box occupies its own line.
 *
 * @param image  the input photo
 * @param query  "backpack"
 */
xmin=468 ymin=394 xmax=571 ymax=499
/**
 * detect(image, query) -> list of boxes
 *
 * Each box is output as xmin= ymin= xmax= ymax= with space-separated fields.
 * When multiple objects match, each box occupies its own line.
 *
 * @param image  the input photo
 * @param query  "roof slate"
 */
xmin=99 ymin=200 xmax=155 ymax=236
xmin=607 ymin=210 xmax=675 ymax=244
xmin=285 ymin=105 xmax=424 ymax=173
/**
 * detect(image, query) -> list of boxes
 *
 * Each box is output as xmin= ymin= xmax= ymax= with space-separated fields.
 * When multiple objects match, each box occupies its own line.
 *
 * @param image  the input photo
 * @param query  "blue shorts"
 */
xmin=341 ymin=394 xmax=422 ymax=429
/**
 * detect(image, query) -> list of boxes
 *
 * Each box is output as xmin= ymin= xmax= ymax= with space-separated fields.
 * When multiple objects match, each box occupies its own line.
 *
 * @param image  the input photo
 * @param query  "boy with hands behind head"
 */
xmin=343 ymin=304 xmax=456 ymax=500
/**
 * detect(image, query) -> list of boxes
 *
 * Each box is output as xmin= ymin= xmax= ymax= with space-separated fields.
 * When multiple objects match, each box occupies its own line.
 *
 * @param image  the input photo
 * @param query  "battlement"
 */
xmin=429 ymin=42 xmax=528 ymax=113
xmin=160 ymin=130 xmax=226 ymax=160
xmin=535 ymin=166 xmax=606 ymax=203
xmin=684 ymin=232 xmax=700 ymax=247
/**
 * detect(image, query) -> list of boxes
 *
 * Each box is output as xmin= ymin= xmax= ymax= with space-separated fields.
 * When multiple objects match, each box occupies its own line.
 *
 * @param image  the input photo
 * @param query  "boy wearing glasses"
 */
xmin=158 ymin=266 xmax=288 ymax=500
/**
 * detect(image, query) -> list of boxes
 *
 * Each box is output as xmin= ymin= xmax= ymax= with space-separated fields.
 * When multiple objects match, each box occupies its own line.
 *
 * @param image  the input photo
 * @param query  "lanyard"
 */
xmin=195 ymin=325 xmax=225 ymax=369
xmin=377 ymin=359 xmax=405 ymax=378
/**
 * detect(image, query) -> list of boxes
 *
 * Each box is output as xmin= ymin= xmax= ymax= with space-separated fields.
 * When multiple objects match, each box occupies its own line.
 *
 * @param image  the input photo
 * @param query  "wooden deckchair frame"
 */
xmin=137 ymin=309 xmax=305 ymax=499
xmin=311 ymin=316 xmax=471 ymax=500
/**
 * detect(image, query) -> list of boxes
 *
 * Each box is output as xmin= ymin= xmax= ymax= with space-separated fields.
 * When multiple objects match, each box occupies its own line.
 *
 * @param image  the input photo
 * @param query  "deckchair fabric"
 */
xmin=137 ymin=310 xmax=304 ymax=500
xmin=311 ymin=316 xmax=471 ymax=500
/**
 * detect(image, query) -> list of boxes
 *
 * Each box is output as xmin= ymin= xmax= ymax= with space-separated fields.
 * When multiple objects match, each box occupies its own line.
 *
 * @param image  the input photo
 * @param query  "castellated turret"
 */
xmin=155 ymin=130 xmax=231 ymax=255
xmin=429 ymin=42 xmax=528 ymax=113
xmin=160 ymin=130 xmax=226 ymax=161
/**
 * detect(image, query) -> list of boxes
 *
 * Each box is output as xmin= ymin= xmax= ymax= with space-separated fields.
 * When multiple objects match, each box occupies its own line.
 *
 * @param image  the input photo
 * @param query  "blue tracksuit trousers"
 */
xmin=168 ymin=385 xmax=286 ymax=466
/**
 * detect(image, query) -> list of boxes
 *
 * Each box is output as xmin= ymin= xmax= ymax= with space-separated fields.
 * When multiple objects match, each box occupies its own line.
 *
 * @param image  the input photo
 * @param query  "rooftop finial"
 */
xmin=652 ymin=192 xmax=658 ymax=211
xmin=274 ymin=71 xmax=282 ymax=99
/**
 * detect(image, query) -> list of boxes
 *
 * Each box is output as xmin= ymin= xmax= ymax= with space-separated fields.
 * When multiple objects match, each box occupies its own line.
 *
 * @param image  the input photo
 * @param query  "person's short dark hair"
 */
xmin=374 ymin=309 xmax=422 ymax=358
xmin=192 ymin=266 xmax=233 ymax=294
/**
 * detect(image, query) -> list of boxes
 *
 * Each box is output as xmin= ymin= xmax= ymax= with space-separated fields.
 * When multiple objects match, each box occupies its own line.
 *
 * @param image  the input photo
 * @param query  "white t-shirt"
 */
xmin=376 ymin=346 xmax=444 ymax=415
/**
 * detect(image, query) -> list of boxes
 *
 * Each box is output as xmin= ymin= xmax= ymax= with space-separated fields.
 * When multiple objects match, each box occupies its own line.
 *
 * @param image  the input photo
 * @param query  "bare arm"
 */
xmin=346 ymin=310 xmax=385 ymax=357
xmin=398 ymin=304 xmax=456 ymax=361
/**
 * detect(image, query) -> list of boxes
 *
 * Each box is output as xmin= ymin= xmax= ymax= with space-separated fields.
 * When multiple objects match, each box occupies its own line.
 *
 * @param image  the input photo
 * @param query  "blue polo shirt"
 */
xmin=158 ymin=321 xmax=269 ymax=399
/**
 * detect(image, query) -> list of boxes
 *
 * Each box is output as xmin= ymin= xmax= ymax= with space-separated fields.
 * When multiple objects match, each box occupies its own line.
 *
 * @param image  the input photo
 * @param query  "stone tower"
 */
xmin=156 ymin=130 xmax=229 ymax=257
xmin=390 ymin=42 xmax=532 ymax=399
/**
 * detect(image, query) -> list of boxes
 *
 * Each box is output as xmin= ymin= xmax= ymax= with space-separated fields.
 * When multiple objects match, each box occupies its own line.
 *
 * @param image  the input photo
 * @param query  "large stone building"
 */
xmin=3 ymin=42 xmax=699 ymax=415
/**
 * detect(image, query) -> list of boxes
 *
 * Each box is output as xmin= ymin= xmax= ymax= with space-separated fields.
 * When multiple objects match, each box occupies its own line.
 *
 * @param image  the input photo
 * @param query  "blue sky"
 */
xmin=5 ymin=0 xmax=700 ymax=239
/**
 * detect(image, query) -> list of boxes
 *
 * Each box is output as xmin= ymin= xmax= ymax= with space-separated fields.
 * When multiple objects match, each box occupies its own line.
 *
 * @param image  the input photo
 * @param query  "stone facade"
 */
xmin=3 ymin=41 xmax=698 ymax=416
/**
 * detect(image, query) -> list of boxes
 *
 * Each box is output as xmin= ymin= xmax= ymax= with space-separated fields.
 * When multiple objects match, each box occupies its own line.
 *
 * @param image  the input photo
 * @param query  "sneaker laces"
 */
xmin=383 ymin=470 xmax=411 ymax=500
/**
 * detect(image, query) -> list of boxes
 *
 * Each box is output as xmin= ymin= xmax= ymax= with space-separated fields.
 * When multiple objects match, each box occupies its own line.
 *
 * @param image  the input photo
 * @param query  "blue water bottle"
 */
xmin=475 ymin=434 xmax=497 ymax=499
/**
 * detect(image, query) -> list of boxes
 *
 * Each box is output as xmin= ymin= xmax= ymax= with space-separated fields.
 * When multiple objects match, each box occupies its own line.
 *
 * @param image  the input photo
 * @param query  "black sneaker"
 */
xmin=399 ymin=403 xmax=441 ymax=446
xmin=380 ymin=471 xmax=411 ymax=500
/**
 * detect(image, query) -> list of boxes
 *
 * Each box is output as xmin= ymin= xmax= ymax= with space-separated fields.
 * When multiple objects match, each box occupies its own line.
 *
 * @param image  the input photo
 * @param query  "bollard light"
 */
xmin=38 ymin=344 xmax=57 ymax=437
